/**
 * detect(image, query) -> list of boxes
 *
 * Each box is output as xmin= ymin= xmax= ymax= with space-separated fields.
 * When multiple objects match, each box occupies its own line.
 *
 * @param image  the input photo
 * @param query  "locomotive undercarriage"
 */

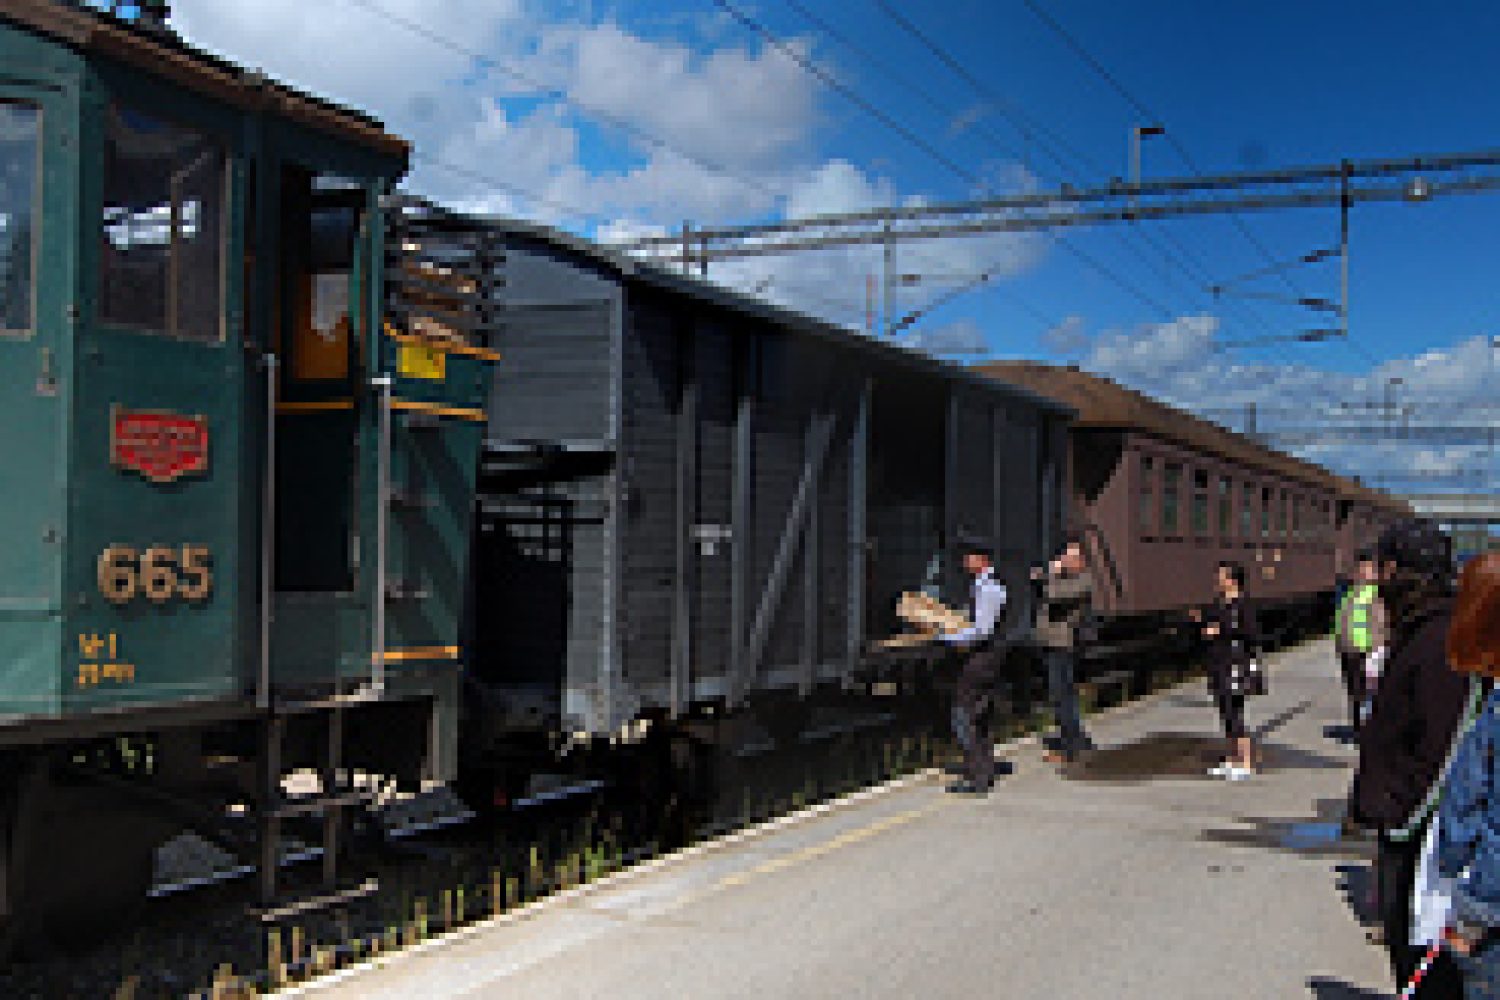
xmin=0 ymin=694 xmax=450 ymax=959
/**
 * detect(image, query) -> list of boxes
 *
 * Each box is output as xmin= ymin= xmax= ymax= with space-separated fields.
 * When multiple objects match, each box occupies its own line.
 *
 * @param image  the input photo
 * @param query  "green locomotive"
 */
xmin=0 ymin=0 xmax=494 ymax=950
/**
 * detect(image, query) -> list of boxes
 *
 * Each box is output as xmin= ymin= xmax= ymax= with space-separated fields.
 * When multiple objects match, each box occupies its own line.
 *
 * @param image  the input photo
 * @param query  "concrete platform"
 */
xmin=293 ymin=639 xmax=1394 ymax=999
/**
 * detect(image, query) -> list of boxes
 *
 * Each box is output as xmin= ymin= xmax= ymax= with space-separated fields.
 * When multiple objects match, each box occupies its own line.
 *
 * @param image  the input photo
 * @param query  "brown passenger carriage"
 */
xmin=977 ymin=363 xmax=1409 ymax=648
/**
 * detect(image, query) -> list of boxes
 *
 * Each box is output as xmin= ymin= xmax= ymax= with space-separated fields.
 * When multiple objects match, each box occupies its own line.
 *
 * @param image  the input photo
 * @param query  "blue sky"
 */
xmin=168 ymin=0 xmax=1499 ymax=485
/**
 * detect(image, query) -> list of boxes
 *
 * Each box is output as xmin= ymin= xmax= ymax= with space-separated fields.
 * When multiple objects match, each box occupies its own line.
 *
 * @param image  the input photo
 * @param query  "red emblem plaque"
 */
xmin=110 ymin=407 xmax=210 ymax=484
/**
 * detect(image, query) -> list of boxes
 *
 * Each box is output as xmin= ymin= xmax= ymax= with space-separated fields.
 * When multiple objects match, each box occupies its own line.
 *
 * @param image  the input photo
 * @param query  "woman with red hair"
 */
xmin=1433 ymin=552 xmax=1500 ymax=997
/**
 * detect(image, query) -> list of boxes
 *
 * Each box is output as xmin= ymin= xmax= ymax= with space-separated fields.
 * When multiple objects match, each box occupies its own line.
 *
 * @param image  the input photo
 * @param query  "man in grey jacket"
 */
xmin=1032 ymin=537 xmax=1095 ymax=764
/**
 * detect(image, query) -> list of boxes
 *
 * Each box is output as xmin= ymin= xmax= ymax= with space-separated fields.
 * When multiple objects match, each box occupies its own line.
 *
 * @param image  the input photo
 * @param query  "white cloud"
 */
xmin=1062 ymin=320 xmax=1499 ymax=486
xmin=534 ymin=21 xmax=818 ymax=171
xmin=158 ymin=0 xmax=1065 ymax=337
xmin=901 ymin=318 xmax=989 ymax=356
xmin=1041 ymin=314 xmax=1090 ymax=357
xmin=1088 ymin=313 xmax=1220 ymax=376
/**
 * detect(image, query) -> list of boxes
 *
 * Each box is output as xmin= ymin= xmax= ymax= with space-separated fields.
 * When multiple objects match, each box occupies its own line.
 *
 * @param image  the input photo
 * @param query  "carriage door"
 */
xmin=71 ymin=101 xmax=241 ymax=709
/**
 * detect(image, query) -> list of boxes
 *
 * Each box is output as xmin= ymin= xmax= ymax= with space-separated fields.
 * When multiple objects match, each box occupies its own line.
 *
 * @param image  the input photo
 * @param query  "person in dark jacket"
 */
xmin=1352 ymin=519 xmax=1478 ymax=996
xmin=1192 ymin=561 xmax=1259 ymax=780
xmin=1434 ymin=553 xmax=1500 ymax=998
xmin=1031 ymin=537 xmax=1095 ymax=765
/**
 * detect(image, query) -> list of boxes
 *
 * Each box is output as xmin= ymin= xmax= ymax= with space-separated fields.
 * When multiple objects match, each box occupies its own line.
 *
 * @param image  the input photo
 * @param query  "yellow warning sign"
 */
xmin=397 ymin=343 xmax=447 ymax=381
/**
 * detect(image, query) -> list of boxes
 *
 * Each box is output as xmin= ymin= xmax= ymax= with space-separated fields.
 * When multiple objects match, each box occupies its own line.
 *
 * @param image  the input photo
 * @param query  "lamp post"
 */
xmin=1130 ymin=124 xmax=1166 ymax=211
xmin=1384 ymin=376 xmax=1405 ymax=435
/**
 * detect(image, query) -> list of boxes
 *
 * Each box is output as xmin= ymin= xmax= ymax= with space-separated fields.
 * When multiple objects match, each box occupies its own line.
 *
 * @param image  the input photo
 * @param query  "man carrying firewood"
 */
xmin=938 ymin=534 xmax=1009 ymax=795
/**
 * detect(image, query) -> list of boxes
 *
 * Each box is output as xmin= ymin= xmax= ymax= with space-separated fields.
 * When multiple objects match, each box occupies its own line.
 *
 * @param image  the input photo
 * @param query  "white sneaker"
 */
xmin=1207 ymin=761 xmax=1233 ymax=777
xmin=1224 ymin=765 xmax=1254 ymax=781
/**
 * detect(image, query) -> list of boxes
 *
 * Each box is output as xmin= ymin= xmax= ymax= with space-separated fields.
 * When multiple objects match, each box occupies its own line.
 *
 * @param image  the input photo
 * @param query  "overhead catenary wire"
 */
xmin=413 ymin=152 xmax=613 ymax=227
xmin=778 ymin=0 xmax=1094 ymax=340
xmin=343 ymin=0 xmax=911 ymax=315
xmin=712 ymin=0 xmax=982 ymax=190
xmin=343 ymin=0 xmax=785 ymax=205
xmin=867 ymin=0 xmax=1286 ymax=346
xmin=1016 ymin=0 xmax=1299 ymax=294
xmin=714 ymin=0 xmax=1185 ymax=320
xmin=1013 ymin=0 xmax=1371 ymax=370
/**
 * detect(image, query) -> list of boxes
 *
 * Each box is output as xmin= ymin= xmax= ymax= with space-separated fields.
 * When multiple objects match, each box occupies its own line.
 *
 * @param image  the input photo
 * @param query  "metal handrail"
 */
xmin=370 ymin=374 xmax=393 ymax=699
xmin=258 ymin=355 xmax=277 ymax=709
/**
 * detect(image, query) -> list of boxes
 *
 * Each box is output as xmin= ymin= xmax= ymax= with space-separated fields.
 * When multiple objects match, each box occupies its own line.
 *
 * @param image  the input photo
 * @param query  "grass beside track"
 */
xmin=194 ymin=658 xmax=1214 ymax=999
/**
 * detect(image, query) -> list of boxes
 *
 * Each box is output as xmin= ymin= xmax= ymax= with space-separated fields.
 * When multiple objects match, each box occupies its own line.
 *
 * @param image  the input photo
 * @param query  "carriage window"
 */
xmin=0 ymin=102 xmax=39 ymax=337
xmin=1138 ymin=456 xmax=1155 ymax=533
xmin=1217 ymin=477 xmax=1232 ymax=536
xmin=1241 ymin=483 xmax=1255 ymax=538
xmin=1260 ymin=486 xmax=1273 ymax=538
xmin=1191 ymin=469 xmax=1210 ymax=535
xmin=1275 ymin=491 xmax=1288 ymax=536
xmin=100 ymin=104 xmax=226 ymax=341
xmin=1162 ymin=463 xmax=1182 ymax=534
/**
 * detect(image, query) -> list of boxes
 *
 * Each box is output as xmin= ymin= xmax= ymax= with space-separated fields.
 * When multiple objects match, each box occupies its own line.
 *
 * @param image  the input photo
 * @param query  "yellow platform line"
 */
xmin=716 ymin=802 xmax=943 ymax=889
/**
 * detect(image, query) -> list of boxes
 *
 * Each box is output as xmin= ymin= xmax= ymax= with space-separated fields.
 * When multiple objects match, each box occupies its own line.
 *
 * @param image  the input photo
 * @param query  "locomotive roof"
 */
xmin=392 ymin=198 xmax=1073 ymax=418
xmin=977 ymin=361 xmax=1410 ymax=514
xmin=2 ymin=0 xmax=409 ymax=160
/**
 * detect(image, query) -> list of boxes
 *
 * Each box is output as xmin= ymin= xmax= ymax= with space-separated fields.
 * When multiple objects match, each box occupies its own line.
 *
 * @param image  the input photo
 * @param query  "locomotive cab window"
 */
xmin=99 ymin=104 xmax=227 ymax=341
xmin=0 ymin=101 xmax=39 ymax=337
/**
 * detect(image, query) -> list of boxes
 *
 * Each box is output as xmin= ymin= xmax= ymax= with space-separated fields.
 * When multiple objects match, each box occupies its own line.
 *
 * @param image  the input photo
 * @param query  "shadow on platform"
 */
xmin=1198 ymin=816 xmax=1374 ymax=860
xmin=1199 ymin=795 xmax=1378 ymax=862
xmin=1323 ymin=723 xmax=1361 ymax=746
xmin=1059 ymin=731 xmax=1346 ymax=783
xmin=1335 ymin=862 xmax=1380 ymax=926
xmin=1307 ymin=976 xmax=1390 ymax=999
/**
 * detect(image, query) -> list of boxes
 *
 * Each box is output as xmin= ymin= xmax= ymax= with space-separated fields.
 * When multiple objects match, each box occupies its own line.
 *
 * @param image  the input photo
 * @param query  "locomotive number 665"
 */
xmin=97 ymin=545 xmax=214 ymax=605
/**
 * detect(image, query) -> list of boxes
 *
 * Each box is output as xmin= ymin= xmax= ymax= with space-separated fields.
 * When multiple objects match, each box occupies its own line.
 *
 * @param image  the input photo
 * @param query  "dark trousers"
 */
xmin=1044 ymin=648 xmax=1091 ymax=756
xmin=1338 ymin=648 xmax=1367 ymax=732
xmin=953 ymin=645 xmax=1000 ymax=787
xmin=1378 ymin=822 xmax=1463 ymax=997
xmin=1215 ymin=689 xmax=1247 ymax=740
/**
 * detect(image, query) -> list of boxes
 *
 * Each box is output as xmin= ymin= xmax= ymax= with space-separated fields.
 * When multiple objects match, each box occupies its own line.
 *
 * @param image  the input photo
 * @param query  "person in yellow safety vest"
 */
xmin=1334 ymin=549 xmax=1390 ymax=737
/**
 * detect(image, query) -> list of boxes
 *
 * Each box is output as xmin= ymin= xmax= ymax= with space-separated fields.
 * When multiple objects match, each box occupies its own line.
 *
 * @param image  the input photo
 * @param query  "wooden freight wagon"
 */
xmin=467 ymin=221 xmax=1072 ymax=739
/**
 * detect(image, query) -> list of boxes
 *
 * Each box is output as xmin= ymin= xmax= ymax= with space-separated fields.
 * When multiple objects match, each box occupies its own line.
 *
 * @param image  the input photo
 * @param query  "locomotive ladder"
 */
xmin=251 ymin=354 xmax=377 ymax=924
xmin=254 ymin=704 xmax=378 ymax=924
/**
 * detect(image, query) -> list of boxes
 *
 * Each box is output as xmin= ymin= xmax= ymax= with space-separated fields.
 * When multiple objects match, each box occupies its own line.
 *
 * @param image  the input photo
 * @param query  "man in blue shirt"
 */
xmin=942 ymin=535 xmax=1009 ymax=795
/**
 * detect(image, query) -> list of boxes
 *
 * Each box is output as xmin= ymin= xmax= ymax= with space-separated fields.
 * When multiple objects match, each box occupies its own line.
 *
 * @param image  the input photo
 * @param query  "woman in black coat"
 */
xmin=1195 ymin=561 xmax=1259 ymax=780
xmin=1352 ymin=519 xmax=1475 ymax=997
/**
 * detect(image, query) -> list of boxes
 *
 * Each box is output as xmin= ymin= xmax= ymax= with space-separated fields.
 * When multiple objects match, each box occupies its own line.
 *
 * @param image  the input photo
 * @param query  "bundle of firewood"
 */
xmin=896 ymin=591 xmax=971 ymax=635
xmin=872 ymin=593 xmax=970 ymax=650
xmin=398 ymin=259 xmax=479 ymax=345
